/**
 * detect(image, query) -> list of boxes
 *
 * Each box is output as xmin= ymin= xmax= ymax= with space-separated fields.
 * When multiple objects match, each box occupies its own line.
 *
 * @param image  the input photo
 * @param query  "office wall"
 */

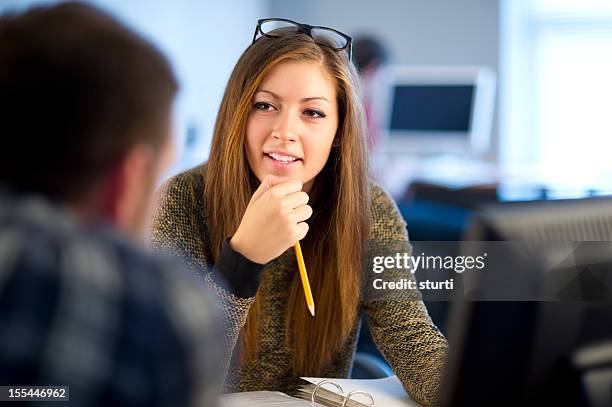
xmin=269 ymin=0 xmax=500 ymax=158
xmin=1 ymin=1 xmax=501 ymax=161
xmin=0 ymin=0 xmax=267 ymax=174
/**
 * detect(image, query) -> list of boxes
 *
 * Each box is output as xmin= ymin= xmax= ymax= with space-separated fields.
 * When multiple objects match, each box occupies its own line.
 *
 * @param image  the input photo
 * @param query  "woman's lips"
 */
xmin=264 ymin=153 xmax=302 ymax=170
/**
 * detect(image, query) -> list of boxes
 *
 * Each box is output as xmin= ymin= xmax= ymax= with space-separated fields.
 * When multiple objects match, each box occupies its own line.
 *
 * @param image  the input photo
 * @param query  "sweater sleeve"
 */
xmin=148 ymin=168 xmax=261 ymax=383
xmin=362 ymin=183 xmax=448 ymax=407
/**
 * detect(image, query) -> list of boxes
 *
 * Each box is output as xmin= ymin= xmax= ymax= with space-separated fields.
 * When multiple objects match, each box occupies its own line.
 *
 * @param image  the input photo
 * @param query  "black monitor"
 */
xmin=389 ymin=84 xmax=474 ymax=132
xmin=382 ymin=65 xmax=496 ymax=155
xmin=440 ymin=197 xmax=612 ymax=407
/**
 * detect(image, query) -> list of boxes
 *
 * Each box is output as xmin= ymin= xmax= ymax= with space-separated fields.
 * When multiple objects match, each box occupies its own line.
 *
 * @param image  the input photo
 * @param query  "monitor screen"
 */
xmin=389 ymin=84 xmax=474 ymax=133
xmin=380 ymin=66 xmax=495 ymax=155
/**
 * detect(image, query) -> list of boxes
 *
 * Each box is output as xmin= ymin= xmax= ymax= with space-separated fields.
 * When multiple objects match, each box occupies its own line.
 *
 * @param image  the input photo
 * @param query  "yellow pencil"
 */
xmin=294 ymin=241 xmax=315 ymax=316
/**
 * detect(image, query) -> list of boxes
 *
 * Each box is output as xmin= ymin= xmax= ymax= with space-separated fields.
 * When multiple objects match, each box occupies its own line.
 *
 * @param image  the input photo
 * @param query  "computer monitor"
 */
xmin=440 ymin=197 xmax=612 ymax=407
xmin=382 ymin=65 xmax=496 ymax=155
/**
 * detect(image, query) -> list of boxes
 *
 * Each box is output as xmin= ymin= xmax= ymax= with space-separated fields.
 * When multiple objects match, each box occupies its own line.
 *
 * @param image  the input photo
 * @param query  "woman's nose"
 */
xmin=271 ymin=111 xmax=298 ymax=142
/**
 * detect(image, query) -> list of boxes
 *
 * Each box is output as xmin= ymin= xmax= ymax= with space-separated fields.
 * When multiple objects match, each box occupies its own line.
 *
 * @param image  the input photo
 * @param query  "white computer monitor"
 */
xmin=381 ymin=65 xmax=496 ymax=156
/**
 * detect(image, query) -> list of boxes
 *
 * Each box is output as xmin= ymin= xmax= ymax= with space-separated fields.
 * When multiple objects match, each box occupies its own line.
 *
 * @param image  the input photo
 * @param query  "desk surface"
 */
xmin=374 ymin=153 xmax=612 ymax=202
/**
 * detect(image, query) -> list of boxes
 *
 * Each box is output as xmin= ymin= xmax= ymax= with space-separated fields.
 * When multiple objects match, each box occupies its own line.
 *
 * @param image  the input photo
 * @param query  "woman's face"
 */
xmin=245 ymin=61 xmax=339 ymax=193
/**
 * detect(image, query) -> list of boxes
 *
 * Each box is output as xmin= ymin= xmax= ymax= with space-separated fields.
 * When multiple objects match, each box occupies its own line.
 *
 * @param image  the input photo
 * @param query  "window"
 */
xmin=501 ymin=0 xmax=612 ymax=183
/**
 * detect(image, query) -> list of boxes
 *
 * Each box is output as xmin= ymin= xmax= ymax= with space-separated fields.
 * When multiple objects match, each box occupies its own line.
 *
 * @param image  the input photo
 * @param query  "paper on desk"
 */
xmin=221 ymin=390 xmax=324 ymax=407
xmin=300 ymin=375 xmax=419 ymax=407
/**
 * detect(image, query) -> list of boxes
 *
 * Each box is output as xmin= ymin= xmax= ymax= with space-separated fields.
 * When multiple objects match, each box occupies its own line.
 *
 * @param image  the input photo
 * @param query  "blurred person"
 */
xmin=151 ymin=19 xmax=447 ymax=407
xmin=0 ymin=3 xmax=220 ymax=406
xmin=353 ymin=35 xmax=392 ymax=161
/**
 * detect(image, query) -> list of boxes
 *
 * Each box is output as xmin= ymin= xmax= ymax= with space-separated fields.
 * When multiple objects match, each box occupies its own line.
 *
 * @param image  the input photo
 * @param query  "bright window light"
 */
xmin=501 ymin=0 xmax=612 ymax=182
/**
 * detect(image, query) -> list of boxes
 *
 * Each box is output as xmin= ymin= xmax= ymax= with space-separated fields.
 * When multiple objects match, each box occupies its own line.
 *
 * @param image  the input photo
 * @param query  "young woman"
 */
xmin=150 ymin=18 xmax=447 ymax=407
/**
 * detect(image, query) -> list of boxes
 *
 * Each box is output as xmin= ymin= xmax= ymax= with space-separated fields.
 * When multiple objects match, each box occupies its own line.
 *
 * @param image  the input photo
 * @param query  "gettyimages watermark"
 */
xmin=362 ymin=241 xmax=612 ymax=302
xmin=371 ymin=251 xmax=487 ymax=291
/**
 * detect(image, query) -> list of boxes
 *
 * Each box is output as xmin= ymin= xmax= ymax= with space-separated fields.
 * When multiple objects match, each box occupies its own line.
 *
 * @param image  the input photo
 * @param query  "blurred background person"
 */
xmin=353 ymin=34 xmax=392 ymax=158
xmin=0 ymin=3 xmax=221 ymax=406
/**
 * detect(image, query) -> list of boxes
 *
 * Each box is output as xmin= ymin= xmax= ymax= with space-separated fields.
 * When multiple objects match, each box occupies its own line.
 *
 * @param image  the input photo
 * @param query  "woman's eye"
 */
xmin=253 ymin=102 xmax=275 ymax=112
xmin=304 ymin=109 xmax=326 ymax=119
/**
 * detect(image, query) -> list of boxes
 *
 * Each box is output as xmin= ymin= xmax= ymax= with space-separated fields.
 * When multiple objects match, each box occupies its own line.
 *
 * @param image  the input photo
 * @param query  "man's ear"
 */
xmin=107 ymin=144 xmax=155 ymax=237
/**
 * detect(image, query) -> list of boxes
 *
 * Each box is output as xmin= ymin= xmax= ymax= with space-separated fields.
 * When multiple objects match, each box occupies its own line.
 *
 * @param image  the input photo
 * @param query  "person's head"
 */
xmin=353 ymin=35 xmax=389 ymax=73
xmin=0 ymin=2 xmax=178 ymax=238
xmin=245 ymin=56 xmax=339 ymax=194
xmin=208 ymin=27 xmax=367 ymax=193
xmin=205 ymin=22 xmax=371 ymax=376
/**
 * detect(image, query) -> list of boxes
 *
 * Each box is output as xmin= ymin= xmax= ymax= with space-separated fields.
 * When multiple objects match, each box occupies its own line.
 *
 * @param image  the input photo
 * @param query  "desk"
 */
xmin=375 ymin=154 xmax=612 ymax=242
xmin=376 ymin=154 xmax=612 ymax=203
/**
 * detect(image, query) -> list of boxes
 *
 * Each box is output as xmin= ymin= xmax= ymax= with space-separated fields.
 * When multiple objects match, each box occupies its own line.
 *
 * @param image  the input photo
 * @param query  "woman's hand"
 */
xmin=230 ymin=175 xmax=312 ymax=264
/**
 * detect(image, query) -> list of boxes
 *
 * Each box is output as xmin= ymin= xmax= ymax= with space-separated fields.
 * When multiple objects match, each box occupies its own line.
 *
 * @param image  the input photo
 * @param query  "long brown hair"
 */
xmin=204 ymin=32 xmax=370 ymax=376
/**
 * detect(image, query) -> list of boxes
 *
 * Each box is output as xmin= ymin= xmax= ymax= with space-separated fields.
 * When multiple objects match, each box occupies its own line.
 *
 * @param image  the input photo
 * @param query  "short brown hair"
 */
xmin=0 ymin=2 xmax=178 ymax=201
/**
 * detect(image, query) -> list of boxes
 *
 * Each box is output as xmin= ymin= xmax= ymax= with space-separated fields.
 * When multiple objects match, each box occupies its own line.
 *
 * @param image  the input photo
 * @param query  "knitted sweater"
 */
xmin=149 ymin=165 xmax=448 ymax=406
